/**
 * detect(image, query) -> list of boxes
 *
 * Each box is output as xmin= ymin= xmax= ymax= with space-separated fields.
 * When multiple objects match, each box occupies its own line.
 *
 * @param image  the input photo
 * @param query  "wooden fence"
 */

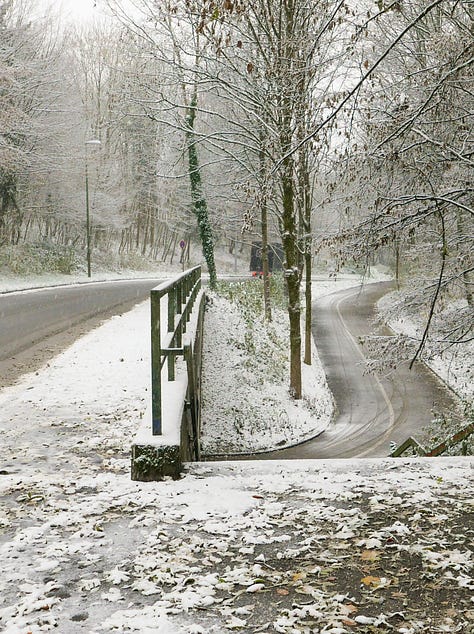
xmin=390 ymin=422 xmax=474 ymax=457
xmin=150 ymin=266 xmax=202 ymax=440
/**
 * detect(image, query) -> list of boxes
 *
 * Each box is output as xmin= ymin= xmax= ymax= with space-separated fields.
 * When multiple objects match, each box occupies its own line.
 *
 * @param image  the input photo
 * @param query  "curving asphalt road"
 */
xmin=0 ymin=279 xmax=163 ymax=388
xmin=265 ymin=281 xmax=460 ymax=459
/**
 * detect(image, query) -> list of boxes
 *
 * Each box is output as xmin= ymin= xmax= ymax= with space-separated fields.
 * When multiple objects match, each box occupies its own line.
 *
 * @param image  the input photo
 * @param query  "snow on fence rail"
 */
xmin=131 ymin=266 xmax=205 ymax=481
xmin=150 ymin=265 xmax=202 ymax=435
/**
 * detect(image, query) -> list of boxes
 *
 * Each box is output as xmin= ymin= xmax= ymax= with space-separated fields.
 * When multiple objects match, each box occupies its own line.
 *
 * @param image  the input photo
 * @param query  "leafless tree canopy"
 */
xmin=1 ymin=0 xmax=472 ymax=387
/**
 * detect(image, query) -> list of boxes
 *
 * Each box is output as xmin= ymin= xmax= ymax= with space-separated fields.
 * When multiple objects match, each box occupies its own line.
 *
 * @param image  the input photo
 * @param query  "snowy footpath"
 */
xmin=0 ymin=280 xmax=473 ymax=633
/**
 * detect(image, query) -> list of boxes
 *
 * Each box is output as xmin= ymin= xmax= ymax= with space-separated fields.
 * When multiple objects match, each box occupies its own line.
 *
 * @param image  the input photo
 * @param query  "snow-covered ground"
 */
xmin=201 ymin=276 xmax=374 ymax=455
xmin=0 ymin=270 xmax=473 ymax=632
xmin=378 ymin=293 xmax=474 ymax=402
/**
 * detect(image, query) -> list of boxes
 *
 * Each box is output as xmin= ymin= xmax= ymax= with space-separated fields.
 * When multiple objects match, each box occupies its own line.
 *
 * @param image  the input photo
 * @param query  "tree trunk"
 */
xmin=141 ymin=208 xmax=150 ymax=256
xmin=261 ymin=201 xmax=271 ymax=322
xmin=304 ymin=249 xmax=312 ymax=365
xmin=457 ymin=211 xmax=473 ymax=307
xmin=278 ymin=0 xmax=302 ymax=399
xmin=260 ymin=132 xmax=271 ymax=321
xmin=299 ymin=146 xmax=312 ymax=366
xmin=281 ymin=155 xmax=302 ymax=399
xmin=186 ymin=96 xmax=217 ymax=289
xmin=395 ymin=239 xmax=401 ymax=290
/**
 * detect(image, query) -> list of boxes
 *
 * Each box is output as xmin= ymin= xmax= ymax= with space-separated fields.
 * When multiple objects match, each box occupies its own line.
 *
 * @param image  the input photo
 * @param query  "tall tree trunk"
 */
xmin=141 ymin=208 xmax=150 ymax=256
xmin=395 ymin=237 xmax=401 ymax=290
xmin=457 ymin=211 xmax=473 ymax=307
xmin=260 ymin=130 xmax=271 ymax=321
xmin=261 ymin=198 xmax=271 ymax=322
xmin=281 ymin=154 xmax=302 ymax=399
xmin=300 ymin=149 xmax=312 ymax=366
xmin=279 ymin=0 xmax=302 ymax=399
xmin=186 ymin=96 xmax=217 ymax=289
xmin=148 ymin=213 xmax=155 ymax=257
xmin=304 ymin=249 xmax=312 ymax=365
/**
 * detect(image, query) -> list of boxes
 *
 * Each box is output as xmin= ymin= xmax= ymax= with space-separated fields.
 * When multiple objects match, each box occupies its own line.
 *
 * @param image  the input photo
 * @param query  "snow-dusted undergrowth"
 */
xmin=377 ymin=291 xmax=473 ymax=454
xmin=201 ymin=275 xmax=372 ymax=456
xmin=201 ymin=292 xmax=332 ymax=455
xmin=378 ymin=291 xmax=473 ymax=402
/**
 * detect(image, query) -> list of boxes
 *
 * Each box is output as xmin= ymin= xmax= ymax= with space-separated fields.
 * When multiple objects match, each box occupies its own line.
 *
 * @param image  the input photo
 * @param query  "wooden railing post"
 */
xmin=150 ymin=289 xmax=162 ymax=435
xmin=149 ymin=265 xmax=202 ymax=439
xmin=184 ymin=342 xmax=200 ymax=460
xmin=168 ymin=288 xmax=176 ymax=382
xmin=177 ymin=284 xmax=183 ymax=343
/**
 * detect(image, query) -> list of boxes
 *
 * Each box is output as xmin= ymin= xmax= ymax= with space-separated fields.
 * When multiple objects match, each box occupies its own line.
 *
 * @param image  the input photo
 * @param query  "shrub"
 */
xmin=0 ymin=242 xmax=79 ymax=275
xmin=213 ymin=276 xmax=288 ymax=382
xmin=424 ymin=401 xmax=474 ymax=456
xmin=216 ymin=273 xmax=286 ymax=319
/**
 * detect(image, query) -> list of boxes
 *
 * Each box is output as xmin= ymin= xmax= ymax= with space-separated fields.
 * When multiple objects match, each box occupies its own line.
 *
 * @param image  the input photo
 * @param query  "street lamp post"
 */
xmin=85 ymin=139 xmax=101 ymax=278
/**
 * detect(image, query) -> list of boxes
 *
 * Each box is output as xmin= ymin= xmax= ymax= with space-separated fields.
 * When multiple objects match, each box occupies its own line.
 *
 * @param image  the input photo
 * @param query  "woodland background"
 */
xmin=1 ymin=0 xmax=472 ymax=396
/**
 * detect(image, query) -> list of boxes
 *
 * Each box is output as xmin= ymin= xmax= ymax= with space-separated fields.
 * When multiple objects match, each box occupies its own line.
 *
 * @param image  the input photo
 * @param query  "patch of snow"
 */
xmin=378 ymin=293 xmax=473 ymax=401
xmin=201 ymin=274 xmax=377 ymax=455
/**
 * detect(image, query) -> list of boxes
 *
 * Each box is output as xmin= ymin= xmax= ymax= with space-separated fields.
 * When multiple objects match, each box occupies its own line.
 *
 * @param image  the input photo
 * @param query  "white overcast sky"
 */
xmin=38 ymin=0 xmax=140 ymax=25
xmin=58 ymin=0 xmax=102 ymax=22
xmin=34 ymin=0 xmax=107 ymax=24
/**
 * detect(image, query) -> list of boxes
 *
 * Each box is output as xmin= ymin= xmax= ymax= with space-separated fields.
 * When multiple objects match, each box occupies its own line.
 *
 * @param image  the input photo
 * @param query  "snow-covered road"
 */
xmin=0 ymin=278 xmax=164 ymax=388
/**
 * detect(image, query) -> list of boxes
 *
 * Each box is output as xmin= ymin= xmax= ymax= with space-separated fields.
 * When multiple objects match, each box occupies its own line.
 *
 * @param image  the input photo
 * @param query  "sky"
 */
xmin=53 ymin=0 xmax=139 ymax=24
xmin=64 ymin=0 xmax=97 ymax=19
xmin=33 ymin=0 xmax=107 ymax=25
xmin=58 ymin=0 xmax=104 ymax=23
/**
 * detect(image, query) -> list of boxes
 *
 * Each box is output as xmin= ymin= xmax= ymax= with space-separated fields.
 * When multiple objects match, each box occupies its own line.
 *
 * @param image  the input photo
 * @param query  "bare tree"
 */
xmin=330 ymin=0 xmax=473 ymax=363
xmin=104 ymin=0 xmax=219 ymax=287
xmin=0 ymin=0 xmax=86 ymax=251
xmin=197 ymin=0 xmax=352 ymax=397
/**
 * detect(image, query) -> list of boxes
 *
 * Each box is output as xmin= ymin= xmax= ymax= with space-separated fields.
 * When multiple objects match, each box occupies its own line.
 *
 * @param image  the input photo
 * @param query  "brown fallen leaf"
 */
xmin=276 ymin=588 xmax=289 ymax=596
xmin=362 ymin=575 xmax=391 ymax=589
xmin=340 ymin=603 xmax=358 ymax=617
xmin=361 ymin=550 xmax=381 ymax=562
xmin=361 ymin=575 xmax=381 ymax=588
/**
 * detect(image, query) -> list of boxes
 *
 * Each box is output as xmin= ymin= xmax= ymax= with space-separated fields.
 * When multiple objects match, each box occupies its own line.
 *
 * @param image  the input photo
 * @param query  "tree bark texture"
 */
xmin=186 ymin=97 xmax=217 ymax=289
xmin=281 ymin=154 xmax=302 ymax=399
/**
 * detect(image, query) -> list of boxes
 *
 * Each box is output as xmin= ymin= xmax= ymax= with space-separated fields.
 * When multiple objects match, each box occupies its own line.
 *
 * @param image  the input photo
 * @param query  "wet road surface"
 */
xmin=265 ymin=282 xmax=460 ymax=459
xmin=0 ymin=279 xmax=163 ymax=388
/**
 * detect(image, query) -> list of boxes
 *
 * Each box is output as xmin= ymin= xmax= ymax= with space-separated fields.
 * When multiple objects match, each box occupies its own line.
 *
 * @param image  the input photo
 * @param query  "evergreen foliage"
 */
xmin=186 ymin=97 xmax=217 ymax=290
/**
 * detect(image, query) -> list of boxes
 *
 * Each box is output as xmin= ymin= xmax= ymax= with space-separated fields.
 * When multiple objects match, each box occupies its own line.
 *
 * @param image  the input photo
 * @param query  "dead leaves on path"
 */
xmin=128 ymin=486 xmax=472 ymax=632
xmin=2 ymin=462 xmax=473 ymax=633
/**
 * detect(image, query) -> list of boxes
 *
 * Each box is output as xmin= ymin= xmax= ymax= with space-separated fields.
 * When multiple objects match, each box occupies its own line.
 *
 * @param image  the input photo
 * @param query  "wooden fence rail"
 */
xmin=150 ymin=266 xmax=202 ymax=436
xmin=390 ymin=422 xmax=474 ymax=458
